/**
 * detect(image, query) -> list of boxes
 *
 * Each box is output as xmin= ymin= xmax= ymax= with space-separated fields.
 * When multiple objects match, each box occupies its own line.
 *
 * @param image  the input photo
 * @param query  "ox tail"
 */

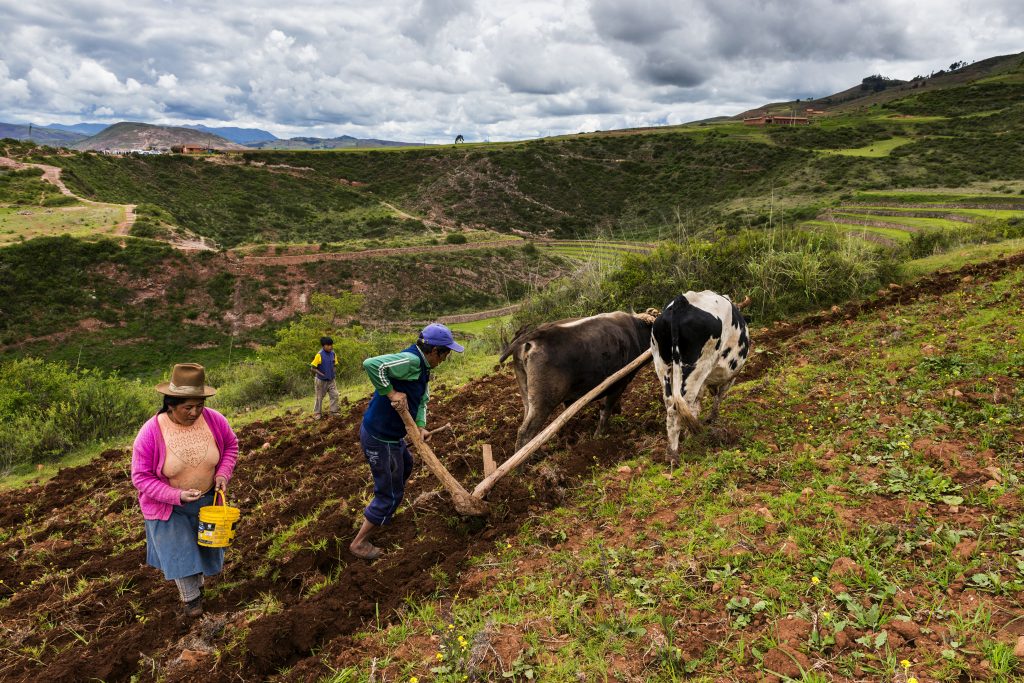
xmin=669 ymin=366 xmax=700 ymax=431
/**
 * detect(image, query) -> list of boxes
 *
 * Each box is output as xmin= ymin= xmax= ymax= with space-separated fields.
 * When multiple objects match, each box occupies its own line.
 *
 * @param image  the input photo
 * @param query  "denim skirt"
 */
xmin=144 ymin=490 xmax=224 ymax=580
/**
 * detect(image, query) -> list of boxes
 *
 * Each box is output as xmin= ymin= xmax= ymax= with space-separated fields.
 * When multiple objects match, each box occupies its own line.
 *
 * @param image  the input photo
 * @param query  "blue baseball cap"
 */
xmin=420 ymin=323 xmax=464 ymax=353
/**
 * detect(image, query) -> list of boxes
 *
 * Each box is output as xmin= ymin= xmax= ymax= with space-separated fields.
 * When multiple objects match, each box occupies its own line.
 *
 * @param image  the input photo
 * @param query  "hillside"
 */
xmin=71 ymin=122 xmax=247 ymax=151
xmin=183 ymin=124 xmax=277 ymax=145
xmin=47 ymin=122 xmax=109 ymax=136
xmin=245 ymin=134 xmax=424 ymax=150
xmin=1 ymin=251 xmax=1021 ymax=681
xmin=0 ymin=236 xmax=571 ymax=375
xmin=2 ymin=50 xmax=1011 ymax=246
xmin=735 ymin=50 xmax=1024 ymax=118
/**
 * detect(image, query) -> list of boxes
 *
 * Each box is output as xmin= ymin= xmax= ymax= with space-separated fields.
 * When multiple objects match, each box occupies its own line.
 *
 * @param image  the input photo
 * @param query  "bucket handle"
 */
xmin=212 ymin=489 xmax=229 ymax=507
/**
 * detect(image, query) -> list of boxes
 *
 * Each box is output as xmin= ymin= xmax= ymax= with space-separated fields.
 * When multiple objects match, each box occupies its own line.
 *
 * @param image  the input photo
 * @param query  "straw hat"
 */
xmin=156 ymin=363 xmax=217 ymax=397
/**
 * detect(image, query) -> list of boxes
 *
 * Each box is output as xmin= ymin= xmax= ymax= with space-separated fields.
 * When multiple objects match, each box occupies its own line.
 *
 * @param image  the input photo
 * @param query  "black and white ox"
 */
xmin=652 ymin=291 xmax=750 ymax=462
xmin=500 ymin=311 xmax=656 ymax=451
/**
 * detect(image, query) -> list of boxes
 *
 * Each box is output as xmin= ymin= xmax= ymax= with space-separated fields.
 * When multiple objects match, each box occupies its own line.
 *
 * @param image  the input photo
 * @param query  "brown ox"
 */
xmin=500 ymin=311 xmax=655 ymax=451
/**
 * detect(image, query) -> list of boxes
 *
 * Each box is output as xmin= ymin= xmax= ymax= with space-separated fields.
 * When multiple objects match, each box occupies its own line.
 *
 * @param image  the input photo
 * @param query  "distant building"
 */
xmin=805 ymin=107 xmax=827 ymax=116
xmin=172 ymin=145 xmax=210 ymax=154
xmin=743 ymin=113 xmax=810 ymax=126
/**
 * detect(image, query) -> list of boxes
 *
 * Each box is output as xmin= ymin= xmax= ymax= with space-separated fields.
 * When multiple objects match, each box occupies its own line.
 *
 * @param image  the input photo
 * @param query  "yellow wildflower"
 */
xmin=908 ymin=678 xmax=918 ymax=683
xmin=811 ymin=576 xmax=821 ymax=585
xmin=410 ymin=678 xmax=419 ymax=683
xmin=901 ymin=659 xmax=911 ymax=669
xmin=436 ymin=652 xmax=444 ymax=661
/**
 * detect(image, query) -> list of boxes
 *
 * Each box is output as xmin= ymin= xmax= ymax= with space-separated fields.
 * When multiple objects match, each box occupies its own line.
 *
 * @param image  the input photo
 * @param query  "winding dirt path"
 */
xmin=1 ymin=155 xmax=137 ymax=236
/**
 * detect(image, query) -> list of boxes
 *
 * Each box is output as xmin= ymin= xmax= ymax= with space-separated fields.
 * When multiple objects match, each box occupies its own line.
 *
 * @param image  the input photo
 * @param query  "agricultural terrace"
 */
xmin=802 ymin=191 xmax=1024 ymax=248
xmin=1 ymin=252 xmax=1022 ymax=682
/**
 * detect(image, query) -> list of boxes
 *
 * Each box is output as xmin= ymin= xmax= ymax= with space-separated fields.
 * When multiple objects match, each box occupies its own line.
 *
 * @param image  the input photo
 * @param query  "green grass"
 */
xmin=900 ymin=237 xmax=1024 ymax=277
xmin=0 ymin=204 xmax=127 ymax=245
xmin=800 ymin=220 xmax=913 ymax=243
xmin=832 ymin=212 xmax=963 ymax=232
xmin=344 ymin=262 xmax=1024 ymax=681
xmin=448 ymin=315 xmax=513 ymax=337
xmin=816 ymin=136 xmax=913 ymax=157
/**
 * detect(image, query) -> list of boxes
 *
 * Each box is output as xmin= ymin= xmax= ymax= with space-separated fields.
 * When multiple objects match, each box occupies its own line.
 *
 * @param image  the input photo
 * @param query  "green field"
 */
xmin=816 ymin=136 xmax=914 ymax=157
xmin=0 ymin=203 xmax=126 ymax=245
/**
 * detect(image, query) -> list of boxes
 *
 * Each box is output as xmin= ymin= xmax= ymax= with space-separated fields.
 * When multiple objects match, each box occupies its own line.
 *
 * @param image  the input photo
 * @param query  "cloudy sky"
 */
xmin=1 ymin=0 xmax=1022 ymax=143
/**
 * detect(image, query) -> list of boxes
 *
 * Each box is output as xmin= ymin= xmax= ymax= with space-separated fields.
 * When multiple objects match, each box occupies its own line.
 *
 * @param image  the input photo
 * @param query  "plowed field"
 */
xmin=3 ymin=252 xmax=1024 ymax=682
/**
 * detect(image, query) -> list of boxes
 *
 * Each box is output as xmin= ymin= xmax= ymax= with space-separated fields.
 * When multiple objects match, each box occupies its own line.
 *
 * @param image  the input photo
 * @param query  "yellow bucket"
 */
xmin=197 ymin=490 xmax=241 ymax=548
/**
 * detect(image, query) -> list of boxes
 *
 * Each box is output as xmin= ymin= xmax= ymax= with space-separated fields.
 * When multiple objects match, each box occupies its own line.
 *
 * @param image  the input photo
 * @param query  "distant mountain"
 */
xmin=182 ymin=124 xmax=277 ymax=145
xmin=72 ymin=122 xmax=247 ymax=151
xmin=47 ymin=122 xmax=110 ymax=136
xmin=245 ymin=134 xmax=423 ymax=150
xmin=0 ymin=122 xmax=87 ymax=145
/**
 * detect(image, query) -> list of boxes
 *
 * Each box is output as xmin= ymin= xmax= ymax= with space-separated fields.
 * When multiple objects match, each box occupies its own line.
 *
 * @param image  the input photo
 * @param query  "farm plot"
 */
xmin=0 ymin=204 xmax=127 ymax=246
xmin=536 ymin=239 xmax=655 ymax=265
xmin=1 ymin=251 xmax=1023 ymax=682
xmin=807 ymin=192 xmax=1024 ymax=247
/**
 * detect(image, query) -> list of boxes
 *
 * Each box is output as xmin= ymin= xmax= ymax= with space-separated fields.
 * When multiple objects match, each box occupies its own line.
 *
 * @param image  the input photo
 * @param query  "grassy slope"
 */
xmin=0 ymin=236 xmax=570 ymax=377
xmin=328 ymin=256 xmax=1024 ymax=682
xmin=0 ymin=204 xmax=125 ymax=245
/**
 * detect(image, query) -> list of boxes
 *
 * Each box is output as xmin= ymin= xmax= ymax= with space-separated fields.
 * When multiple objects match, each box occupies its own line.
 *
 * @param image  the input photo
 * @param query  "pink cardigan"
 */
xmin=131 ymin=408 xmax=239 ymax=521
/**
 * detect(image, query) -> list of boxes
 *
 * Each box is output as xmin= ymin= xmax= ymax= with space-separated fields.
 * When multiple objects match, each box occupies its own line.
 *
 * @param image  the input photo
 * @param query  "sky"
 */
xmin=1 ymin=0 xmax=1022 ymax=143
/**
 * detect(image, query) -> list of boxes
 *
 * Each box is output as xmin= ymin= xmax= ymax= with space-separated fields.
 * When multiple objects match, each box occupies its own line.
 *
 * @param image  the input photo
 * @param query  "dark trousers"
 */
xmin=359 ymin=425 xmax=414 ymax=526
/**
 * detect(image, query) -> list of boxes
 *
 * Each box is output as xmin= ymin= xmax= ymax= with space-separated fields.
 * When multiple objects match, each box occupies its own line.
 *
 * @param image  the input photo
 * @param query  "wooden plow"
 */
xmin=397 ymin=348 xmax=654 ymax=516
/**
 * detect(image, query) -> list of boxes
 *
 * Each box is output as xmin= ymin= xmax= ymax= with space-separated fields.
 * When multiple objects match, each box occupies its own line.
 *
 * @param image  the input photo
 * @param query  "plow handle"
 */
xmin=395 ymin=406 xmax=489 ymax=516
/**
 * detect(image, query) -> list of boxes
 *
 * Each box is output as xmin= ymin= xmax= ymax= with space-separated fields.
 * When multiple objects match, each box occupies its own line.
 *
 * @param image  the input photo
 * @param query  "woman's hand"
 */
xmin=215 ymin=476 xmax=228 ymax=493
xmin=179 ymin=488 xmax=203 ymax=503
xmin=419 ymin=426 xmax=432 ymax=442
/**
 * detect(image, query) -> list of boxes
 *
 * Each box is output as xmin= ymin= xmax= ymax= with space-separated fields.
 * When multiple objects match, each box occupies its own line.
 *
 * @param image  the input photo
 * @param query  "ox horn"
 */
xmin=736 ymin=296 xmax=751 ymax=310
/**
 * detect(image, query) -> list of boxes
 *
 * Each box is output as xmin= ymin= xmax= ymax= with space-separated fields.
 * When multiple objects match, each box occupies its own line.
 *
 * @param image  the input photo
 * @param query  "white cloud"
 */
xmin=0 ymin=0 xmax=1021 ymax=140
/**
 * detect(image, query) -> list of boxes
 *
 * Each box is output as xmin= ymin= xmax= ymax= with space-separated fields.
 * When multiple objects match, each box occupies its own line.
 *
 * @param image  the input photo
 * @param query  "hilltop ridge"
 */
xmin=70 ymin=122 xmax=246 ymax=151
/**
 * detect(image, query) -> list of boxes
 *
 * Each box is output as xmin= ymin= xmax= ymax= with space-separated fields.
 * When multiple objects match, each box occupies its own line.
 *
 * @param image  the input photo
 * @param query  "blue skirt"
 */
xmin=145 ymin=490 xmax=224 ymax=580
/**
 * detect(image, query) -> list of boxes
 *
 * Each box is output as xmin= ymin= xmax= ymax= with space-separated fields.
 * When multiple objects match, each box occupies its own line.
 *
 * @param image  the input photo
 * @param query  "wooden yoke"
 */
xmin=473 ymin=348 xmax=654 ymax=499
xmin=395 ymin=406 xmax=489 ymax=516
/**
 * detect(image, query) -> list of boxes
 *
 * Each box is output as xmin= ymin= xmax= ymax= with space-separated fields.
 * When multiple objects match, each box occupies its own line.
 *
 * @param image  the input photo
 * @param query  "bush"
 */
xmin=510 ymin=227 xmax=900 ymax=330
xmin=128 ymin=219 xmax=169 ymax=239
xmin=41 ymin=195 xmax=78 ymax=207
xmin=445 ymin=232 xmax=468 ymax=244
xmin=211 ymin=292 xmax=381 ymax=408
xmin=908 ymin=218 xmax=1024 ymax=257
xmin=0 ymin=358 xmax=151 ymax=472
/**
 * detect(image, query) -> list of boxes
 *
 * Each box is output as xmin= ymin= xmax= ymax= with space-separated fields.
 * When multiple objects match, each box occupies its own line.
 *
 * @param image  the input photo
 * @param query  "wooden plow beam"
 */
xmin=398 ymin=348 xmax=654 ymax=516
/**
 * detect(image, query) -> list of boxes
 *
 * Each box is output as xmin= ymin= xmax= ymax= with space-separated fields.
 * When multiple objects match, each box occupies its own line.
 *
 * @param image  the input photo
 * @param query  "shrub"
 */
xmin=510 ymin=227 xmax=900 ymax=329
xmin=445 ymin=232 xmax=468 ymax=244
xmin=41 ymin=195 xmax=78 ymax=207
xmin=0 ymin=358 xmax=151 ymax=472
xmin=211 ymin=292 xmax=380 ymax=408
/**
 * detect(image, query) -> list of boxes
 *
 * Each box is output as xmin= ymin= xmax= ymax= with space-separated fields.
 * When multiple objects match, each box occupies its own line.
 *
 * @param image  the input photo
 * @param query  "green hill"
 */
xmin=5 ymin=51 xmax=1016 ymax=249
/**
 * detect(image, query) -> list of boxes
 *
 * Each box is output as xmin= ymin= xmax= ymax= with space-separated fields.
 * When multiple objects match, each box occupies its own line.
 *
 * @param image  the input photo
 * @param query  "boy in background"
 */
xmin=310 ymin=336 xmax=339 ymax=418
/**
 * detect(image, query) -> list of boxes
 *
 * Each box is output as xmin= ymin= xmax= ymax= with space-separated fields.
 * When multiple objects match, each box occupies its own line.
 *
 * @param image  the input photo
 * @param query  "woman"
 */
xmin=131 ymin=363 xmax=238 ymax=618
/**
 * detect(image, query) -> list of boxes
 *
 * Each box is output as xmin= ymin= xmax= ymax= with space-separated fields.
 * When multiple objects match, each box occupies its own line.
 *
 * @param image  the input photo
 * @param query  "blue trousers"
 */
xmin=360 ymin=425 xmax=414 ymax=526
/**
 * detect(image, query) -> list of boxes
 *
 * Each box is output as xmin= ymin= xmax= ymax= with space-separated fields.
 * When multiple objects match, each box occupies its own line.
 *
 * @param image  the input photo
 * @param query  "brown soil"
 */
xmin=1 ymin=251 xmax=1023 ymax=681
